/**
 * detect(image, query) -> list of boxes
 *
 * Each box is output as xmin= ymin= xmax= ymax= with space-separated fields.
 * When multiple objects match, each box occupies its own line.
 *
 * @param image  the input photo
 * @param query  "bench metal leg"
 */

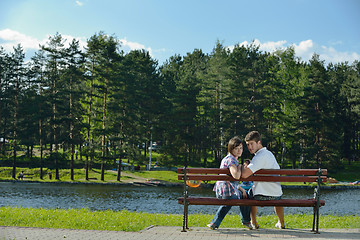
xmin=182 ymin=203 xmax=189 ymax=232
xmin=186 ymin=204 xmax=189 ymax=229
xmin=311 ymin=204 xmax=322 ymax=234
xmin=311 ymin=198 xmax=320 ymax=233
xmin=311 ymin=206 xmax=320 ymax=234
xmin=182 ymin=167 xmax=189 ymax=232
xmin=315 ymin=205 xmax=320 ymax=234
xmin=182 ymin=202 xmax=190 ymax=232
xmin=312 ymin=206 xmax=317 ymax=233
xmin=182 ymin=206 xmax=187 ymax=232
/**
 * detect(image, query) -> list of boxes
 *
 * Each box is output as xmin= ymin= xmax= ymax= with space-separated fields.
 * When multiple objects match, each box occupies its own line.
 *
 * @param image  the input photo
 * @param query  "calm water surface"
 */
xmin=0 ymin=182 xmax=359 ymax=216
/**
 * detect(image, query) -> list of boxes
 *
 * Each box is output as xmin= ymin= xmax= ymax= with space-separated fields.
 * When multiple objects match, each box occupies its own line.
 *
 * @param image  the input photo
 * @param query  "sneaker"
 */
xmin=207 ymin=223 xmax=217 ymax=230
xmin=242 ymin=222 xmax=254 ymax=230
xmin=251 ymin=222 xmax=260 ymax=229
xmin=275 ymin=222 xmax=285 ymax=229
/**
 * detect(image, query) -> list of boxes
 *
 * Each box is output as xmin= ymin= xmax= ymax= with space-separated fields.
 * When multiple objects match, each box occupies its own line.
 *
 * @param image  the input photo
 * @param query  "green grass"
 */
xmin=0 ymin=167 xmax=179 ymax=183
xmin=129 ymin=170 xmax=179 ymax=182
xmin=328 ymin=160 xmax=360 ymax=182
xmin=0 ymin=206 xmax=358 ymax=232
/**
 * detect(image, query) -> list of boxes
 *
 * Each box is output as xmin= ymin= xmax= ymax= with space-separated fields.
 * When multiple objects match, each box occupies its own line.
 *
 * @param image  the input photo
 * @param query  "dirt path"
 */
xmin=121 ymin=172 xmax=149 ymax=183
xmin=107 ymin=170 xmax=149 ymax=183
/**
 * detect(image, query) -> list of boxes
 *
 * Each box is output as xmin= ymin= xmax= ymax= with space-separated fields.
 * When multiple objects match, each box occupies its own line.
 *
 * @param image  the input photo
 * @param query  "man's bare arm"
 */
xmin=241 ymin=165 xmax=253 ymax=178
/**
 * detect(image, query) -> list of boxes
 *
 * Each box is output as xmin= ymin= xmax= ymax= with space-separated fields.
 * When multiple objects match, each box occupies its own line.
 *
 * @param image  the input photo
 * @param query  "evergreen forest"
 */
xmin=0 ymin=32 xmax=359 ymax=180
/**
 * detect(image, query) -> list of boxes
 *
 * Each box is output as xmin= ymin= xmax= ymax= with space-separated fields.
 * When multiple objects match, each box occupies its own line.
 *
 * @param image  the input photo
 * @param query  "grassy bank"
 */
xmin=0 ymin=206 xmax=359 ymax=231
xmin=2 ymin=165 xmax=360 ymax=184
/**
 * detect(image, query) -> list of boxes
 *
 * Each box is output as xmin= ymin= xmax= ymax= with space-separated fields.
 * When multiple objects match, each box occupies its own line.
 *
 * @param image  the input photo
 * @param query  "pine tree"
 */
xmin=203 ymin=42 xmax=230 ymax=164
xmin=0 ymin=47 xmax=9 ymax=154
xmin=41 ymin=33 xmax=67 ymax=180
xmin=9 ymin=44 xmax=27 ymax=179
xmin=300 ymin=54 xmax=333 ymax=168
xmin=62 ymin=38 xmax=86 ymax=180
xmin=86 ymin=32 xmax=121 ymax=181
xmin=29 ymin=49 xmax=50 ymax=179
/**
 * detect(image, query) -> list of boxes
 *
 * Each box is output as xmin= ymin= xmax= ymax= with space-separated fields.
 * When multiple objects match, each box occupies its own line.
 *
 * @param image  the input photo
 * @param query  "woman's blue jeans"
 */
xmin=210 ymin=192 xmax=251 ymax=227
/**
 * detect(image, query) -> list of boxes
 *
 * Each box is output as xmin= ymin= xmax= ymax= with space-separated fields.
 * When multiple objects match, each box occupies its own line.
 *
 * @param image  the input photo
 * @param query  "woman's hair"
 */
xmin=228 ymin=136 xmax=242 ymax=153
xmin=245 ymin=131 xmax=261 ymax=142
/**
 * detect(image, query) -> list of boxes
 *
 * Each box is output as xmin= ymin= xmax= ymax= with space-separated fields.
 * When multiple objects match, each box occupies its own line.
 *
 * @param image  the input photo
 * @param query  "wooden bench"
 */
xmin=23 ymin=174 xmax=34 ymax=179
xmin=18 ymin=173 xmax=34 ymax=179
xmin=178 ymin=168 xmax=327 ymax=233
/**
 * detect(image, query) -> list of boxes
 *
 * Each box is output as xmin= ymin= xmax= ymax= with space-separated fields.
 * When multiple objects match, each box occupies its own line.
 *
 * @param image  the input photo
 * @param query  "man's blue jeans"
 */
xmin=210 ymin=193 xmax=251 ymax=227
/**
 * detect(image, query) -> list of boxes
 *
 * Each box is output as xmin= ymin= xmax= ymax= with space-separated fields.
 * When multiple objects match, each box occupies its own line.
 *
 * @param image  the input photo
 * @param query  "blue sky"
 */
xmin=0 ymin=0 xmax=359 ymax=65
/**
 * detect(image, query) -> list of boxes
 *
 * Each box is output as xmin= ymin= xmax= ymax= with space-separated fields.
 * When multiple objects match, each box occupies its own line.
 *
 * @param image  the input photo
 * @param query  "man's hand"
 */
xmin=241 ymin=164 xmax=254 ymax=178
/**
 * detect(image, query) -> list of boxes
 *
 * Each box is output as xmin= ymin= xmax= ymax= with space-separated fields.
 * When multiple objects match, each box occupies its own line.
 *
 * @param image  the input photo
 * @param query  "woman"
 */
xmin=207 ymin=136 xmax=252 ymax=230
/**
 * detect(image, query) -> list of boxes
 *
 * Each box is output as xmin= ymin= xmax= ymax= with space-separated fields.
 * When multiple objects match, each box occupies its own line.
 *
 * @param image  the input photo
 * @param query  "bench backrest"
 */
xmin=178 ymin=168 xmax=327 ymax=183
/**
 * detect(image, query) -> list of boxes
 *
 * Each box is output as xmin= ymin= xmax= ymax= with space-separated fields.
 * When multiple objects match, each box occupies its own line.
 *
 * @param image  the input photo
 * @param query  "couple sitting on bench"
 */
xmin=207 ymin=131 xmax=285 ymax=230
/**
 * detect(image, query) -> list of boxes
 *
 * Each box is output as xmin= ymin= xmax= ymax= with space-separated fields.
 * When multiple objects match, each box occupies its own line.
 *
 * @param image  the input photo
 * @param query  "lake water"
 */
xmin=0 ymin=182 xmax=359 ymax=216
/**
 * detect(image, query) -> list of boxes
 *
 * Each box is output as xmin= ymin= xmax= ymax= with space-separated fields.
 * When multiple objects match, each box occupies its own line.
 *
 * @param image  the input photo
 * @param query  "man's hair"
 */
xmin=228 ymin=136 xmax=242 ymax=153
xmin=245 ymin=131 xmax=261 ymax=142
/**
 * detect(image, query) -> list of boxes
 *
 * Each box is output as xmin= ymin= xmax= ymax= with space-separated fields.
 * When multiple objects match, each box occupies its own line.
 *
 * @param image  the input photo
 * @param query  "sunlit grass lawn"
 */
xmin=0 ymin=167 xmax=180 ymax=183
xmin=129 ymin=170 xmax=179 ymax=182
xmin=0 ymin=206 xmax=358 ymax=232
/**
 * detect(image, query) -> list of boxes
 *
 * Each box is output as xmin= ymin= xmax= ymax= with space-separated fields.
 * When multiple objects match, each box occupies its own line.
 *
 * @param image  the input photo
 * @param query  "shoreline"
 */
xmin=1 ymin=179 xmax=360 ymax=190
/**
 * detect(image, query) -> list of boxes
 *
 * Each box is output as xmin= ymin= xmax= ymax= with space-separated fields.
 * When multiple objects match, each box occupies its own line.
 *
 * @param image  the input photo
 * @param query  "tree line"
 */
xmin=0 ymin=32 xmax=359 ymax=180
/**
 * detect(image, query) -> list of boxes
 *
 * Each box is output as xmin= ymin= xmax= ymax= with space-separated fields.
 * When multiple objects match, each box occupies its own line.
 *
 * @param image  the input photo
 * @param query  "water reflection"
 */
xmin=1 ymin=182 xmax=359 ymax=216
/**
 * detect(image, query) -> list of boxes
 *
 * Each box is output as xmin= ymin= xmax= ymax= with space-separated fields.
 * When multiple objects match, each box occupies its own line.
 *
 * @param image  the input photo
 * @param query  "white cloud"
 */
xmin=0 ymin=29 xmax=156 ymax=58
xmin=293 ymin=39 xmax=314 ymax=53
xmin=256 ymin=39 xmax=288 ymax=53
xmin=292 ymin=40 xmax=360 ymax=64
xmin=237 ymin=39 xmax=287 ymax=53
xmin=0 ymin=29 xmax=156 ymax=61
xmin=292 ymin=39 xmax=315 ymax=62
xmin=229 ymin=39 xmax=359 ymax=64
xmin=319 ymin=45 xmax=360 ymax=64
xmin=0 ymin=29 xmax=87 ymax=53
xmin=0 ymin=28 xmax=43 ymax=51
xmin=120 ymin=38 xmax=153 ymax=56
xmin=75 ymin=1 xmax=84 ymax=7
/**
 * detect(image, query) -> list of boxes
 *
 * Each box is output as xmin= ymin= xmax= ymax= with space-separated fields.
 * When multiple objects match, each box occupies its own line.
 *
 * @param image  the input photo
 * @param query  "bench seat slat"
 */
xmin=178 ymin=197 xmax=325 ymax=207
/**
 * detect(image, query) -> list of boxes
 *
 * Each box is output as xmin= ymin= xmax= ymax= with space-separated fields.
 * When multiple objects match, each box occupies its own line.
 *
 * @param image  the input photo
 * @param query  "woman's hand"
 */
xmin=238 ymin=187 xmax=248 ymax=198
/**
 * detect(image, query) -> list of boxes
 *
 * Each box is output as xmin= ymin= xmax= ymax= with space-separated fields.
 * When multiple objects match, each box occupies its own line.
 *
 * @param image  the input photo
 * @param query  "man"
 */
xmin=241 ymin=131 xmax=285 ymax=229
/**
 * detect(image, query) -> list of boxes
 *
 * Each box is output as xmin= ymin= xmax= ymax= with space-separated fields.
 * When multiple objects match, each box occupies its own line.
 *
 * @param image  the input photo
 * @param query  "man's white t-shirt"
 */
xmin=247 ymin=147 xmax=283 ymax=197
